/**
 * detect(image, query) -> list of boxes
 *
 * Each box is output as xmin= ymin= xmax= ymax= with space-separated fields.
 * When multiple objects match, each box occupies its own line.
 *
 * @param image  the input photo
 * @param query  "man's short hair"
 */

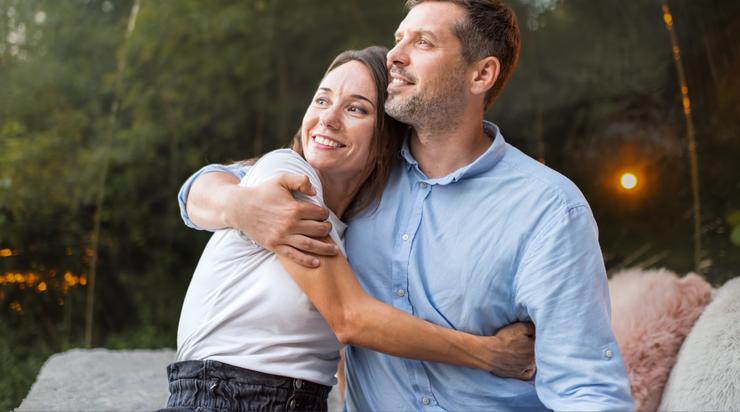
xmin=405 ymin=0 xmax=521 ymax=108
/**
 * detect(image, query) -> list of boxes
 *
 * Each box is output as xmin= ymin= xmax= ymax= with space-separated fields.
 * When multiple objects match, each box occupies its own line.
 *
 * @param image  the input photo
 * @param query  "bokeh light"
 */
xmin=620 ymin=173 xmax=638 ymax=190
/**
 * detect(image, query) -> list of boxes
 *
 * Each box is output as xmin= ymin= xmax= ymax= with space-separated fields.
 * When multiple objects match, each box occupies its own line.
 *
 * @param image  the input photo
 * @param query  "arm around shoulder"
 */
xmin=178 ymin=163 xmax=248 ymax=230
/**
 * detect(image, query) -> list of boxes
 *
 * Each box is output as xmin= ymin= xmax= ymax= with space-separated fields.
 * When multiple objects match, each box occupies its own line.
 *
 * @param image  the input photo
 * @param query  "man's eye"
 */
xmin=418 ymin=39 xmax=430 ymax=46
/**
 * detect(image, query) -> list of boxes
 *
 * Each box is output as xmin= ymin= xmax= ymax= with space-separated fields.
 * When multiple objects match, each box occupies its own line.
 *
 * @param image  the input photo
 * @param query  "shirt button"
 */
xmin=294 ymin=379 xmax=302 ymax=389
xmin=421 ymin=397 xmax=431 ymax=405
xmin=605 ymin=349 xmax=613 ymax=359
xmin=288 ymin=398 xmax=296 ymax=409
xmin=396 ymin=289 xmax=406 ymax=297
xmin=419 ymin=182 xmax=428 ymax=189
xmin=401 ymin=233 xmax=410 ymax=241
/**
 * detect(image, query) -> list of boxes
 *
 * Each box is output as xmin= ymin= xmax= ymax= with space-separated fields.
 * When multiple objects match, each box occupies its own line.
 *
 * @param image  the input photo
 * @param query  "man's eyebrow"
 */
xmin=318 ymin=87 xmax=375 ymax=108
xmin=418 ymin=30 xmax=439 ymax=40
xmin=394 ymin=29 xmax=439 ymax=41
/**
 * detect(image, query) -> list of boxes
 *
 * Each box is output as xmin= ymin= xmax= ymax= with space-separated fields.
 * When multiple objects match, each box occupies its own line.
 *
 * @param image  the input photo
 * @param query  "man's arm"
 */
xmin=278 ymin=239 xmax=536 ymax=379
xmin=178 ymin=163 xmax=248 ymax=230
xmin=177 ymin=164 xmax=338 ymax=267
xmin=513 ymin=205 xmax=634 ymax=410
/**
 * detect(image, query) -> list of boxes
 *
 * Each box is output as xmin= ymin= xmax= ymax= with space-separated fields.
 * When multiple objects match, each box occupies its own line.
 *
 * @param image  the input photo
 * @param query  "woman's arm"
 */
xmin=278 ymin=240 xmax=535 ymax=379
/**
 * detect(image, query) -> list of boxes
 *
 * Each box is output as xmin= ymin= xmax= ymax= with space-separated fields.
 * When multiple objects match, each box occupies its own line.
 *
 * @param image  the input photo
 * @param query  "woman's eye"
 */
xmin=348 ymin=106 xmax=367 ymax=114
xmin=314 ymin=97 xmax=328 ymax=105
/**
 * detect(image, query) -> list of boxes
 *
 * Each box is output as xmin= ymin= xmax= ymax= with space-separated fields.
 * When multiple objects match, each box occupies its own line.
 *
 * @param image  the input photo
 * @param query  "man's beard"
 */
xmin=385 ymin=67 xmax=467 ymax=130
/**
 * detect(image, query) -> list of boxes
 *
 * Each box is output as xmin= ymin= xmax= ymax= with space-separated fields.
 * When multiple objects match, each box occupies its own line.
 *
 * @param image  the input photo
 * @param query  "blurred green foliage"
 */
xmin=0 ymin=0 xmax=739 ymax=408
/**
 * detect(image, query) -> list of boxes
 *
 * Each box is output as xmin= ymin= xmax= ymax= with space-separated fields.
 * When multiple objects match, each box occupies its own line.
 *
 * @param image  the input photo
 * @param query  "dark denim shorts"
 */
xmin=158 ymin=360 xmax=331 ymax=412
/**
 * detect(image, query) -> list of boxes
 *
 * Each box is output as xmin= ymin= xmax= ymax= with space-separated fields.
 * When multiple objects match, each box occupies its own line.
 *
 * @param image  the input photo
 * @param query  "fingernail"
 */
xmin=312 ymin=258 xmax=320 ymax=267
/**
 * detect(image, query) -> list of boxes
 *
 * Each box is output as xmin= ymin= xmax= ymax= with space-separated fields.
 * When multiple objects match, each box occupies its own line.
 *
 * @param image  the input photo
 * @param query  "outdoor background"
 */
xmin=1 ymin=0 xmax=739 ymax=408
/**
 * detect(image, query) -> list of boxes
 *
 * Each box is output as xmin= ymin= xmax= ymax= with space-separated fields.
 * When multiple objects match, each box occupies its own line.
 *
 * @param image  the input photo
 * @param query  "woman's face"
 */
xmin=301 ymin=61 xmax=377 ymax=181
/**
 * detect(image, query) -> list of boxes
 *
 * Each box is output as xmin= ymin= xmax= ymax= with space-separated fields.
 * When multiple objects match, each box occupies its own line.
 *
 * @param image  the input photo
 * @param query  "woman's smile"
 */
xmin=311 ymin=134 xmax=346 ymax=150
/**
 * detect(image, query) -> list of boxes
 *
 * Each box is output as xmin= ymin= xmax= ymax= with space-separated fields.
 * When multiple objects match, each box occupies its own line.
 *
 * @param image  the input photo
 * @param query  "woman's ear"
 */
xmin=470 ymin=56 xmax=500 ymax=99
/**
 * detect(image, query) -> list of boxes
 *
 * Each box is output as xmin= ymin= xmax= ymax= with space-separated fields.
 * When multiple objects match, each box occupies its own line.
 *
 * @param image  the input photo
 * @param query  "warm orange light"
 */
xmin=10 ymin=301 xmax=22 ymax=313
xmin=663 ymin=12 xmax=673 ymax=27
xmin=37 ymin=281 xmax=47 ymax=292
xmin=620 ymin=173 xmax=638 ymax=190
xmin=0 ymin=249 xmax=12 ymax=257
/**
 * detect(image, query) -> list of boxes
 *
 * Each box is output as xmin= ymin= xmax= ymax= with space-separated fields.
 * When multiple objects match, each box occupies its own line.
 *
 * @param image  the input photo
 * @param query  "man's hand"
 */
xmin=483 ymin=322 xmax=536 ymax=380
xmin=225 ymin=174 xmax=338 ymax=267
xmin=187 ymin=172 xmax=338 ymax=267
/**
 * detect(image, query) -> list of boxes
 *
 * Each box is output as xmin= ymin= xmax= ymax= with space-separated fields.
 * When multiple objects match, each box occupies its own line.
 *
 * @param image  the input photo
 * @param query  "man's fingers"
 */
xmin=286 ymin=234 xmax=338 ymax=256
xmin=293 ymin=220 xmax=333 ymax=238
xmin=275 ymin=245 xmax=320 ymax=268
xmin=278 ymin=174 xmax=316 ymax=196
xmin=293 ymin=202 xmax=330 ymax=221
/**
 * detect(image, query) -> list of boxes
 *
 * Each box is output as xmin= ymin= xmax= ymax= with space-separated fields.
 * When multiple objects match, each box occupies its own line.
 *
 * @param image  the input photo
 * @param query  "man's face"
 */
xmin=385 ymin=2 xmax=470 ymax=127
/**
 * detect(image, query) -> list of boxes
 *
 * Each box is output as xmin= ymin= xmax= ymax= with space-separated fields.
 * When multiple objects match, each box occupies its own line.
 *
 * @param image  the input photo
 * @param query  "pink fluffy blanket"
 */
xmin=608 ymin=268 xmax=712 ymax=412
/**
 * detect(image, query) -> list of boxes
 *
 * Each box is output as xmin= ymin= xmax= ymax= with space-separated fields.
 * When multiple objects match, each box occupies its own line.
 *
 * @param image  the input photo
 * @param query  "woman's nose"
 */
xmin=319 ymin=104 xmax=341 ymax=130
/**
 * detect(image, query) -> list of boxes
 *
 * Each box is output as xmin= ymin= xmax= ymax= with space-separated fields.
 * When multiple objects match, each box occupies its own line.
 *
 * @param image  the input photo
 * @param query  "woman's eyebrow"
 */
xmin=319 ymin=87 xmax=375 ymax=108
xmin=352 ymin=94 xmax=375 ymax=108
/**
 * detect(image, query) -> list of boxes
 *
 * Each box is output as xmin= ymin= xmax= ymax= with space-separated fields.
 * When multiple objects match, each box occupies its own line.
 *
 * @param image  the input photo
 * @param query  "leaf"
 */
xmin=731 ymin=225 xmax=740 ymax=248
xmin=727 ymin=210 xmax=740 ymax=227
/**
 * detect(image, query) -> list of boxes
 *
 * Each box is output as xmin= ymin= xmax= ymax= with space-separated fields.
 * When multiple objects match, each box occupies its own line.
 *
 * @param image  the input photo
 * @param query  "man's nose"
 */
xmin=319 ymin=104 xmax=342 ymax=130
xmin=387 ymin=40 xmax=409 ymax=68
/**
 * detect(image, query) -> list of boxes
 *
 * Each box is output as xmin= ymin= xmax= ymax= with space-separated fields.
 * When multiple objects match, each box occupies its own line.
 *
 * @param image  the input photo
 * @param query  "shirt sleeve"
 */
xmin=240 ymin=149 xmax=345 ymax=253
xmin=239 ymin=149 xmax=324 ymax=208
xmin=178 ymin=163 xmax=249 ymax=231
xmin=513 ymin=205 xmax=634 ymax=411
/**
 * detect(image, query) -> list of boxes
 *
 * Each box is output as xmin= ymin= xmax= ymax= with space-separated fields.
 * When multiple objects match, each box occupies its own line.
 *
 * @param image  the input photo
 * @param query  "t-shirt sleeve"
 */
xmin=240 ymin=149 xmax=326 ymax=211
xmin=239 ymin=149 xmax=346 ymax=254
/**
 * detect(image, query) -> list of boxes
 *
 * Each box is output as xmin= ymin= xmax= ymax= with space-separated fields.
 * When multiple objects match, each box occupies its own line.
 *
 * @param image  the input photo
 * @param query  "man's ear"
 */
xmin=469 ymin=56 xmax=500 ymax=98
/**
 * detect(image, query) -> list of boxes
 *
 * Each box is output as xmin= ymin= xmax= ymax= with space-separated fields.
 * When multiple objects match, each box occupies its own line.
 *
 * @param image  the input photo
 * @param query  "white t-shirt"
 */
xmin=176 ymin=149 xmax=346 ymax=386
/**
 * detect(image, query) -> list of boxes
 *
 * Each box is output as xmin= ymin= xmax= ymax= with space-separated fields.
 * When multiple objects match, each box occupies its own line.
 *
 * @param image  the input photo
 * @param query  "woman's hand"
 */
xmin=482 ymin=322 xmax=536 ymax=380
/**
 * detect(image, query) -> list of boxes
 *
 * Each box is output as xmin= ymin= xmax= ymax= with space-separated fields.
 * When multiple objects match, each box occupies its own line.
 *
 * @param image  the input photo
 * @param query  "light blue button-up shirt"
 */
xmin=178 ymin=122 xmax=634 ymax=411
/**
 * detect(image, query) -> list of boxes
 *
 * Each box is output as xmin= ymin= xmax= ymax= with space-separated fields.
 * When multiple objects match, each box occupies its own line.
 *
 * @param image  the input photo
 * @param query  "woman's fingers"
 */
xmin=520 ymin=365 xmax=536 ymax=380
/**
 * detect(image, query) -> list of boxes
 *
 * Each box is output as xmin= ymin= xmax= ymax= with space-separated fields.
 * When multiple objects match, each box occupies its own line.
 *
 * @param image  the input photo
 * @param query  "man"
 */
xmin=178 ymin=0 xmax=634 ymax=410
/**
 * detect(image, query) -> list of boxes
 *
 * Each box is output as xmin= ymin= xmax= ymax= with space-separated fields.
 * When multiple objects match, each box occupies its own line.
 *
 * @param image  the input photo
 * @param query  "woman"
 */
xmin=165 ymin=46 xmax=534 ymax=412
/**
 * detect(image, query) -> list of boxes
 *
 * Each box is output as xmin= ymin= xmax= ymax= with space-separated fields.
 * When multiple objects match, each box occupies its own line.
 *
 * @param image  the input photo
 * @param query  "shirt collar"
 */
xmin=398 ymin=120 xmax=507 ymax=185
